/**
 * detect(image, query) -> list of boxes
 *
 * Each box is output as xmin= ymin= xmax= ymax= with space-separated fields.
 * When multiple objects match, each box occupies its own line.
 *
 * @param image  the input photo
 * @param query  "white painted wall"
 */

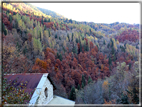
xmin=37 ymin=78 xmax=53 ymax=104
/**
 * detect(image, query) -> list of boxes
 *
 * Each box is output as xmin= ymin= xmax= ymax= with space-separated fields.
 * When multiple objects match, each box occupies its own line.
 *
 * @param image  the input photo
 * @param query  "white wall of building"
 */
xmin=37 ymin=78 xmax=53 ymax=104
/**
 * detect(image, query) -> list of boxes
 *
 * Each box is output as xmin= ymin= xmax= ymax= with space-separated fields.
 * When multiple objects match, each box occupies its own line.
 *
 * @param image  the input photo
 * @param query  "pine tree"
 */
xmin=86 ymin=44 xmax=89 ymax=51
xmin=88 ymin=76 xmax=92 ymax=84
xmin=77 ymin=84 xmax=80 ymax=90
xmin=41 ymin=16 xmax=43 ymax=25
xmin=72 ymin=33 xmax=74 ymax=41
xmin=9 ymin=15 xmax=12 ymax=24
xmin=72 ymin=46 xmax=77 ymax=54
xmin=4 ymin=29 xmax=7 ymax=36
xmin=55 ymin=34 xmax=57 ymax=38
xmin=2 ymin=23 xmax=5 ymax=32
xmin=23 ymin=46 xmax=27 ymax=55
xmin=67 ymin=33 xmax=70 ymax=41
xmin=76 ymin=38 xmax=79 ymax=43
xmin=48 ymin=18 xmax=50 ymax=22
xmin=103 ymin=40 xmax=106 ymax=45
xmin=15 ymin=19 xmax=18 ymax=29
xmin=59 ymin=54 xmax=62 ymax=61
xmin=82 ymin=75 xmax=86 ymax=88
xmin=109 ymin=57 xmax=112 ymax=65
xmin=111 ymin=47 xmax=115 ymax=55
xmin=69 ymin=86 xmax=76 ymax=101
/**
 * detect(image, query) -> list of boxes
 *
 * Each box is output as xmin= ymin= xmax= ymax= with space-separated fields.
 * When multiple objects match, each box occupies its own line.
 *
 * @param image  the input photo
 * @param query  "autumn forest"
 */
xmin=1 ymin=2 xmax=140 ymax=105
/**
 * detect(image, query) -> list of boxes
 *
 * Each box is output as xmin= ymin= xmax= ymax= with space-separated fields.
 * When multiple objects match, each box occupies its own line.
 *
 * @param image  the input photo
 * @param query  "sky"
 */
xmin=30 ymin=3 xmax=140 ymax=24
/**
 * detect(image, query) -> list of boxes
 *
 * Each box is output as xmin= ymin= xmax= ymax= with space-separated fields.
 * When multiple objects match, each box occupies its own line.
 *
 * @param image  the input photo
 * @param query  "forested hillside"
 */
xmin=2 ymin=2 xmax=140 ymax=104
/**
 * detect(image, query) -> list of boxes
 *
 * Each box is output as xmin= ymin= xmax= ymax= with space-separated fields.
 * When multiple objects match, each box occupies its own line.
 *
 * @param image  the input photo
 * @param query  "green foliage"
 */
xmin=67 ymin=33 xmax=70 ymax=41
xmin=16 ymin=42 xmax=20 ymax=52
xmin=57 ymin=52 xmax=62 ymax=61
xmin=41 ymin=16 xmax=43 ymax=25
xmin=77 ymin=84 xmax=80 ymax=90
xmin=32 ymin=38 xmax=42 ymax=53
xmin=103 ymin=40 xmax=106 ymax=45
xmin=15 ymin=19 xmax=18 ymax=29
xmin=3 ymin=23 xmax=7 ymax=35
xmin=23 ymin=46 xmax=27 ymax=55
xmin=85 ymin=44 xmax=89 ymax=51
xmin=109 ymin=57 xmax=112 ymax=65
xmin=69 ymin=86 xmax=76 ymax=101
xmin=119 ymin=93 xmax=129 ymax=104
xmin=120 ymin=46 xmax=125 ymax=52
xmin=72 ymin=33 xmax=74 ymax=41
xmin=82 ymin=75 xmax=86 ymax=88
xmin=76 ymin=38 xmax=79 ymax=43
xmin=2 ymin=78 xmax=31 ymax=104
xmin=128 ymin=63 xmax=131 ymax=70
xmin=111 ymin=47 xmax=115 ymax=55
xmin=55 ymin=34 xmax=57 ymax=38
xmin=9 ymin=15 xmax=13 ymax=24
xmin=88 ymin=76 xmax=92 ymax=84
xmin=48 ymin=18 xmax=50 ymax=22
xmin=72 ymin=46 xmax=77 ymax=54
xmin=2 ymin=23 xmax=5 ymax=31
xmin=13 ymin=12 xmax=16 ymax=15
xmin=4 ymin=29 xmax=7 ymax=36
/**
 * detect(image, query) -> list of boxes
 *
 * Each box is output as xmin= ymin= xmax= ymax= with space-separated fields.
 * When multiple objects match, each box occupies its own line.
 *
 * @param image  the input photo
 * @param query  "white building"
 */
xmin=4 ymin=73 xmax=75 ymax=106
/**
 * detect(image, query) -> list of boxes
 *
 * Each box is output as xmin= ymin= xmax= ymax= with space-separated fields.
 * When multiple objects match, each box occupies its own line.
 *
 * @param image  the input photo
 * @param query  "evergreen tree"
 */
xmin=44 ymin=25 xmax=46 ymax=30
xmin=44 ymin=18 xmax=48 ymax=22
xmin=88 ymin=76 xmax=92 ymax=84
xmin=120 ymin=93 xmax=129 ymax=104
xmin=72 ymin=33 xmax=74 ymax=41
xmin=15 ymin=19 xmax=18 ymax=29
xmin=111 ymin=47 xmax=115 ymax=55
xmin=76 ymin=38 xmax=79 ymax=43
xmin=16 ymin=42 xmax=20 ymax=52
xmin=23 ymin=46 xmax=27 ymax=55
xmin=2 ymin=23 xmax=5 ymax=32
xmin=41 ymin=16 xmax=43 ymax=25
xmin=82 ymin=82 xmax=85 ymax=88
xmin=4 ymin=29 xmax=7 ymax=36
xmin=86 ymin=44 xmax=89 ymax=51
xmin=67 ymin=33 xmax=70 ymax=41
xmin=9 ymin=15 xmax=12 ymax=24
xmin=79 ymin=41 xmax=82 ymax=53
xmin=55 ymin=34 xmax=57 ymax=38
xmin=113 ymin=54 xmax=116 ymax=62
xmin=69 ymin=86 xmax=76 ymax=101
xmin=109 ymin=57 xmax=112 ymax=65
xmin=48 ymin=18 xmax=50 ymax=22
xmin=107 ymin=43 xmax=110 ymax=48
xmin=129 ymin=63 xmax=131 ymax=70
xmin=77 ymin=84 xmax=80 ymax=90
xmin=59 ymin=54 xmax=62 ymax=61
xmin=13 ymin=12 xmax=16 ymax=15
xmin=72 ymin=46 xmax=77 ymax=54
xmin=103 ymin=40 xmax=106 ymax=45
xmin=82 ymin=75 xmax=86 ymax=88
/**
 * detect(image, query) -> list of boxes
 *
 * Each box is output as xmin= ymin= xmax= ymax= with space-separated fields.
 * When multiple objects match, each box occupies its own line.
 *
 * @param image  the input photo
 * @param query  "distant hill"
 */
xmin=37 ymin=6 xmax=65 ymax=19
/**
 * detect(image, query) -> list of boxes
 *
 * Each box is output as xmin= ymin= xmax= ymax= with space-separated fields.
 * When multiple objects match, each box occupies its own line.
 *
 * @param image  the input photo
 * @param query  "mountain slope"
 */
xmin=37 ymin=6 xmax=65 ymax=19
xmin=2 ymin=2 xmax=140 ymax=104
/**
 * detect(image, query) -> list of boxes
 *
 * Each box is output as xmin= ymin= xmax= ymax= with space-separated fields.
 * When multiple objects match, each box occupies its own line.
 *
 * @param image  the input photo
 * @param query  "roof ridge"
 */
xmin=4 ymin=73 xmax=48 ymax=75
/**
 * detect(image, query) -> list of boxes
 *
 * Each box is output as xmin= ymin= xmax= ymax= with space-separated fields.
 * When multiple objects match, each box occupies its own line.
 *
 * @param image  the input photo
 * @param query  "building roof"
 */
xmin=4 ymin=73 xmax=43 ymax=94
xmin=4 ymin=73 xmax=56 ymax=104
xmin=48 ymin=95 xmax=75 ymax=105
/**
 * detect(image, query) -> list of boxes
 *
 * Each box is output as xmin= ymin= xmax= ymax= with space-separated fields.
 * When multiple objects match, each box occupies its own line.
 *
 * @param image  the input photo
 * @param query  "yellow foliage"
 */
xmin=102 ymin=80 xmax=109 ymax=90
xmin=95 ymin=37 xmax=98 ymax=41
xmin=104 ymin=99 xmax=116 ymax=104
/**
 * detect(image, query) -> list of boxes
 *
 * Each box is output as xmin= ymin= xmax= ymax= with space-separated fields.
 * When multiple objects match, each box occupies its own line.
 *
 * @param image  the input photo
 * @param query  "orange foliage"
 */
xmin=102 ymin=80 xmax=109 ymax=90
